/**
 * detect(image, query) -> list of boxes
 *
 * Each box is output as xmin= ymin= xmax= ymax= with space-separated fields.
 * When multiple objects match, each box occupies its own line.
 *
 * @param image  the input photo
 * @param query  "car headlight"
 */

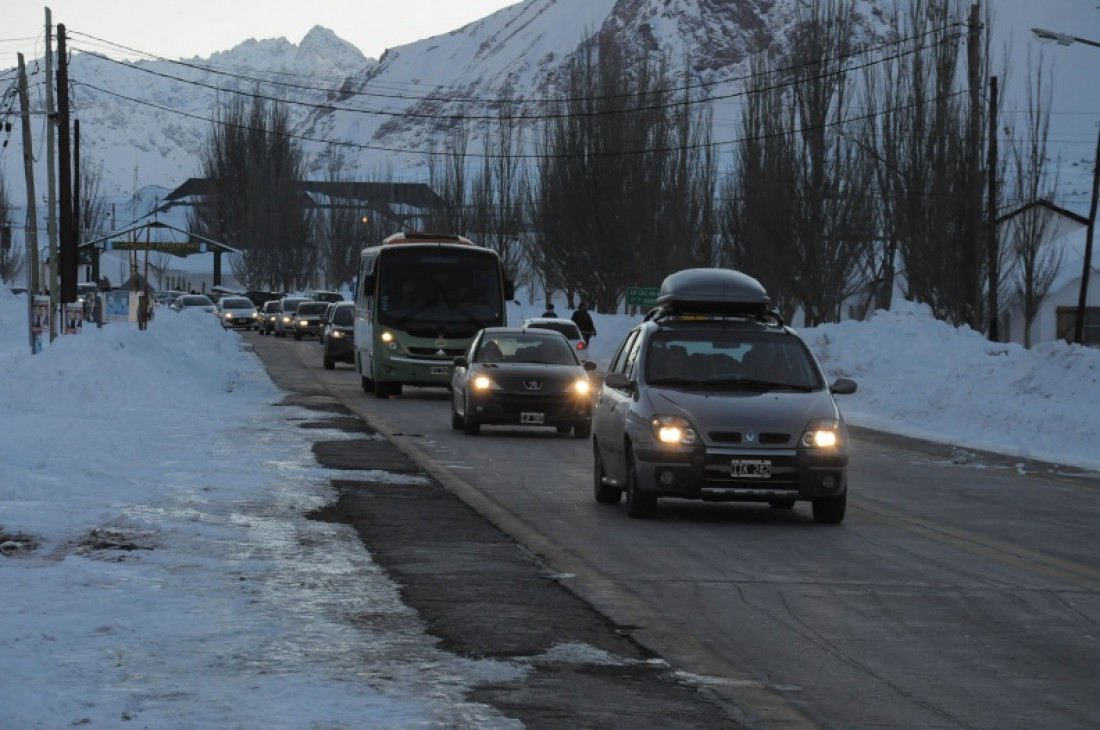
xmin=282 ymin=315 xmax=292 ymax=323
xmin=800 ymin=418 xmax=844 ymax=449
xmin=473 ymin=375 xmax=499 ymax=391
xmin=225 ymin=312 xmax=234 ymax=319
xmin=570 ymin=379 xmax=591 ymax=395
xmin=331 ymin=330 xmax=345 ymax=339
xmin=651 ymin=415 xmax=697 ymax=445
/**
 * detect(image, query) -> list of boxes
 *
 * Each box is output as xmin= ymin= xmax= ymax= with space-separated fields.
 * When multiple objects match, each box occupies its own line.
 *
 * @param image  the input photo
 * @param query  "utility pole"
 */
xmin=45 ymin=8 xmax=58 ymax=340
xmin=57 ymin=23 xmax=76 ymax=306
xmin=74 ymin=118 xmax=81 ymax=281
xmin=1076 ymin=124 xmax=1099 ymax=344
xmin=17 ymin=53 xmax=41 ymax=354
xmin=986 ymin=75 xmax=999 ymax=341
xmin=966 ymin=1 xmax=984 ymax=330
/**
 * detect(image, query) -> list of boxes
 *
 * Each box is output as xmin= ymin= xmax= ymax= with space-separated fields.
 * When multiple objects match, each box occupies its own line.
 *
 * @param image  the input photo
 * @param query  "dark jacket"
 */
xmin=571 ymin=307 xmax=595 ymax=337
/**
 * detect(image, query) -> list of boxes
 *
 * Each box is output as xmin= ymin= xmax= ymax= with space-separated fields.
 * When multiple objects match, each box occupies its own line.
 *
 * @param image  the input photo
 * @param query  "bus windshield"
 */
xmin=375 ymin=248 xmax=503 ymax=333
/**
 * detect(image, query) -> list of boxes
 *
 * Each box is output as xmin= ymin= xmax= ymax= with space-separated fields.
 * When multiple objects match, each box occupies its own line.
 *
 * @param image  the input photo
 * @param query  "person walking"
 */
xmin=541 ymin=302 xmax=557 ymax=317
xmin=571 ymin=302 xmax=596 ymax=344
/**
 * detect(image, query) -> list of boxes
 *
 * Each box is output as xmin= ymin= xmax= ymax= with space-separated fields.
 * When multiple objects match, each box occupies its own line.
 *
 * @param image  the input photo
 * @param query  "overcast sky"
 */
xmin=3 ymin=1 xmax=521 ymax=61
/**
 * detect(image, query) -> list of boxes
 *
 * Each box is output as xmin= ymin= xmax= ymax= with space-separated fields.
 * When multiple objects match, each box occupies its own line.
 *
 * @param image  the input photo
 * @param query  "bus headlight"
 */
xmin=651 ymin=415 xmax=697 ymax=445
xmin=800 ymin=419 xmax=843 ymax=449
xmin=380 ymin=331 xmax=397 ymax=349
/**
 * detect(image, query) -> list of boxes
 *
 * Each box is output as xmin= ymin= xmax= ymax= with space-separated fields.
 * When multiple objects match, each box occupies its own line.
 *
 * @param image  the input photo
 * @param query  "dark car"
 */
xmin=292 ymin=300 xmax=329 ymax=340
xmin=170 ymin=294 xmax=215 ymax=313
xmin=322 ymin=301 xmax=356 ymax=370
xmin=274 ymin=297 xmax=311 ymax=338
xmin=592 ymin=268 xmax=857 ymax=522
xmin=451 ymin=327 xmax=597 ymax=437
xmin=258 ymin=300 xmax=281 ymax=335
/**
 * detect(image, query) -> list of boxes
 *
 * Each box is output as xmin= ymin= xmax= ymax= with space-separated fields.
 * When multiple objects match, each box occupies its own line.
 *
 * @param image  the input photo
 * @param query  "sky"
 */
xmin=4 ymin=1 xmax=521 ymax=61
xmin=2 ymin=284 xmax=1099 ymax=727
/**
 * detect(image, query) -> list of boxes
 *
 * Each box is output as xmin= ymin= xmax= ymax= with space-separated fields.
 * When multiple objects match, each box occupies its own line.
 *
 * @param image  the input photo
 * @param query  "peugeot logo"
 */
xmin=744 ymin=430 xmax=757 ymax=443
xmin=524 ymin=380 xmax=543 ymax=391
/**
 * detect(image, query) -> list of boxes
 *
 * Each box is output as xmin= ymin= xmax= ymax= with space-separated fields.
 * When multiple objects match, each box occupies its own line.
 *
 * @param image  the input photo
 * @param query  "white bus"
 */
xmin=354 ymin=231 xmax=513 ymax=398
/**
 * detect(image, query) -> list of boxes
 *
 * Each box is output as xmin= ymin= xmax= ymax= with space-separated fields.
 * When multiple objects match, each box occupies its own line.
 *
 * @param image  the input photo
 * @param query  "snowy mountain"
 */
xmin=2 ymin=0 xmax=1098 ymax=224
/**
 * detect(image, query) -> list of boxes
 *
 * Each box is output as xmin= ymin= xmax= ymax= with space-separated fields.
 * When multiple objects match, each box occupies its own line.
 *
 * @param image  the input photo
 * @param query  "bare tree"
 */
xmin=192 ymin=93 xmax=313 ymax=292
xmin=1005 ymin=50 xmax=1062 ymax=348
xmin=0 ymin=170 xmax=25 ymax=286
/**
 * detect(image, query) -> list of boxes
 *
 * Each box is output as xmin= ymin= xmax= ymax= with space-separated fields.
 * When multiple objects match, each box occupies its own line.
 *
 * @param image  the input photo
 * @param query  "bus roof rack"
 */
xmin=383 ymin=231 xmax=473 ymax=244
xmin=644 ymin=268 xmax=783 ymax=325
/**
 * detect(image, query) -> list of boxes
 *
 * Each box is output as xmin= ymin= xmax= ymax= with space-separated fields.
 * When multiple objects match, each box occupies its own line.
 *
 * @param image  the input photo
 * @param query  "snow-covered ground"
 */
xmin=1 ymin=287 xmax=1098 ymax=728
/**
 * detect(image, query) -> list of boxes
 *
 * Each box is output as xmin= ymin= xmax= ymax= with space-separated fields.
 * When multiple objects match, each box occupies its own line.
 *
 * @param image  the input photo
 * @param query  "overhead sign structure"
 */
xmin=105 ymin=240 xmax=207 ymax=256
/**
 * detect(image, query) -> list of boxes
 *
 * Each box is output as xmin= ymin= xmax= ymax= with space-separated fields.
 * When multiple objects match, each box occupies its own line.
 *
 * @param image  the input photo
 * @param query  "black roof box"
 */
xmin=655 ymin=268 xmax=770 ymax=315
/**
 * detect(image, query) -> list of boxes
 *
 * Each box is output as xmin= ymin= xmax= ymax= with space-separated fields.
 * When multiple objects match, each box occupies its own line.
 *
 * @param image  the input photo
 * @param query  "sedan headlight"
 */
xmin=225 ymin=312 xmax=234 ymax=319
xmin=570 ymin=379 xmax=591 ymax=395
xmin=800 ymin=418 xmax=844 ymax=449
xmin=650 ymin=415 xmax=697 ymax=445
xmin=281 ymin=315 xmax=293 ymax=323
xmin=331 ymin=330 xmax=345 ymax=339
xmin=472 ymin=375 xmax=499 ymax=391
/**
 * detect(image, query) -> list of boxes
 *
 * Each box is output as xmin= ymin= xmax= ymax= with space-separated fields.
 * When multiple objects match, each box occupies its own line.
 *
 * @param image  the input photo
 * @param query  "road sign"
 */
xmin=626 ymin=286 xmax=660 ymax=308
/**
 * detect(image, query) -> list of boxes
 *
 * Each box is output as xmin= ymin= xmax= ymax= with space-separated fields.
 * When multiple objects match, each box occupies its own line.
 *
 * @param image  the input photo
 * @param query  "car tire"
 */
xmin=593 ymin=442 xmax=622 ymax=505
xmin=451 ymin=395 xmax=465 ymax=430
xmin=573 ymin=421 xmax=591 ymax=439
xmin=323 ymin=356 xmax=335 ymax=371
xmin=769 ymin=498 xmax=796 ymax=510
xmin=462 ymin=395 xmax=480 ymax=435
xmin=625 ymin=446 xmax=657 ymax=519
xmin=556 ymin=425 xmax=571 ymax=434
xmin=294 ymin=332 xmax=302 ymax=341
xmin=375 ymin=381 xmax=391 ymax=399
xmin=812 ymin=491 xmax=846 ymax=524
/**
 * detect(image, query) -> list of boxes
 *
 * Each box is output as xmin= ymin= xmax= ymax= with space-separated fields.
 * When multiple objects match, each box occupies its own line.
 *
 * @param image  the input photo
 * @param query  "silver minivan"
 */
xmin=591 ymin=268 xmax=857 ymax=522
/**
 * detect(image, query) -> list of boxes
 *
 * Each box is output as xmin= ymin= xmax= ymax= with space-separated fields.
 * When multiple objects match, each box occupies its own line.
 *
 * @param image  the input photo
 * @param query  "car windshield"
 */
xmin=297 ymin=302 xmax=328 ymax=315
xmin=281 ymin=298 xmax=308 ymax=312
xmin=222 ymin=298 xmax=252 ymax=308
xmin=527 ymin=321 xmax=581 ymax=339
xmin=180 ymin=296 xmax=213 ymax=307
xmin=331 ymin=306 xmax=354 ymax=325
xmin=645 ymin=331 xmax=823 ymax=390
xmin=476 ymin=334 xmax=577 ymax=365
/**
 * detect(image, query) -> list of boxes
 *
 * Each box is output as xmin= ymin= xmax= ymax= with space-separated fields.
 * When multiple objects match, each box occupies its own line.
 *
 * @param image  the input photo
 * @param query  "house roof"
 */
xmin=996 ymin=199 xmax=1090 ymax=227
xmin=161 ymin=179 xmax=444 ymax=209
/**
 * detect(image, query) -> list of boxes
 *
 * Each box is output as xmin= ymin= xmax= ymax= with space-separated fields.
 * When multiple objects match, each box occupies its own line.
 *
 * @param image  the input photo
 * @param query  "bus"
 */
xmin=354 ymin=231 xmax=514 ymax=398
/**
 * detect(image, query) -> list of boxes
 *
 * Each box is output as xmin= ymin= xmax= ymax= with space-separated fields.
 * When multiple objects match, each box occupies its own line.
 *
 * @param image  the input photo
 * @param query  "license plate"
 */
xmin=520 ymin=412 xmax=545 ymax=424
xmin=430 ymin=366 xmax=448 ymax=376
xmin=731 ymin=459 xmax=771 ymax=478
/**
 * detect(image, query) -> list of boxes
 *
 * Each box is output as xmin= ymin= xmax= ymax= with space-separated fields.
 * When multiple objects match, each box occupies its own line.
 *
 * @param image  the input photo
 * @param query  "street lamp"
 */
xmin=1032 ymin=27 xmax=1100 ymax=345
xmin=1031 ymin=27 xmax=1100 ymax=49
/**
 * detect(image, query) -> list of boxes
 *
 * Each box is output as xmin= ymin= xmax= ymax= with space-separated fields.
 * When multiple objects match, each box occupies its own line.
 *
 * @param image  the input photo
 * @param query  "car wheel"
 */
xmin=769 ymin=498 xmax=796 ymax=510
xmin=451 ymin=393 xmax=465 ymax=430
xmin=812 ymin=491 xmax=846 ymax=524
xmin=462 ymin=395 xmax=480 ymax=435
xmin=625 ymin=446 xmax=657 ymax=519
xmin=593 ymin=442 xmax=622 ymax=505
xmin=323 ymin=357 xmax=335 ymax=371
xmin=375 ymin=381 xmax=391 ymax=399
xmin=573 ymin=421 xmax=591 ymax=439
xmin=556 ymin=424 xmax=571 ymax=434
xmin=294 ymin=332 xmax=302 ymax=341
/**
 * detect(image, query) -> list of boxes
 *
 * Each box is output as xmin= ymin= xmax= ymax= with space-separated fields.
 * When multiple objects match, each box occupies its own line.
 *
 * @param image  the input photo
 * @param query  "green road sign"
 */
xmin=626 ymin=286 xmax=660 ymax=308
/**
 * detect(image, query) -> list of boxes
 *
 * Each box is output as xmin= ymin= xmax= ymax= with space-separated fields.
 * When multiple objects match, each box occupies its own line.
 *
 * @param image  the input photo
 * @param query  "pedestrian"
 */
xmin=571 ymin=302 xmax=596 ymax=344
xmin=541 ymin=302 xmax=557 ymax=318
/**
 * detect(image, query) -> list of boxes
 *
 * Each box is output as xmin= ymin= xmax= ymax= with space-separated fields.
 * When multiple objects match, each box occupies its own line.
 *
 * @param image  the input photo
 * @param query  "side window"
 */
xmin=608 ymin=329 xmax=640 ymax=375
xmin=622 ymin=332 xmax=644 ymax=380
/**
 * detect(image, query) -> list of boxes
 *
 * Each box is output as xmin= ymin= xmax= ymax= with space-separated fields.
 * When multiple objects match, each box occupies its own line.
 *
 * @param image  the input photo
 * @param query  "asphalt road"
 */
xmin=247 ymin=331 xmax=1100 ymax=730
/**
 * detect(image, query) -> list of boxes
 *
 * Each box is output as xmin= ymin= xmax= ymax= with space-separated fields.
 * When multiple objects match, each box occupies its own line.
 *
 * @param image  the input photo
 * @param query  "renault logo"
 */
xmin=524 ymin=380 xmax=543 ymax=391
xmin=744 ymin=430 xmax=757 ymax=443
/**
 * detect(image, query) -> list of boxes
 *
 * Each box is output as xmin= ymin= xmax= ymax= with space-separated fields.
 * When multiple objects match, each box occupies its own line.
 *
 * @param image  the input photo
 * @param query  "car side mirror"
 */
xmin=603 ymin=372 xmax=632 ymax=389
xmin=583 ymin=360 xmax=597 ymax=372
xmin=453 ymin=355 xmax=468 ymax=368
xmin=830 ymin=377 xmax=857 ymax=395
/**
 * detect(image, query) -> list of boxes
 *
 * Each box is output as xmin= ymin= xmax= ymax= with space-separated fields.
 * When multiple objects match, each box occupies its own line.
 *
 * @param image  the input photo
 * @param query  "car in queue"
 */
xmin=322 ymin=301 xmax=356 ymax=370
xmin=170 ymin=294 xmax=216 ymax=314
xmin=258 ymin=300 xmax=281 ymax=335
xmin=304 ymin=290 xmax=345 ymax=304
xmin=215 ymin=296 xmax=260 ymax=331
xmin=292 ymin=300 xmax=329 ymax=340
xmin=274 ymin=297 xmax=311 ymax=338
xmin=451 ymin=326 xmax=597 ymax=437
xmin=591 ymin=268 xmax=857 ymax=523
xmin=520 ymin=317 xmax=590 ymax=362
